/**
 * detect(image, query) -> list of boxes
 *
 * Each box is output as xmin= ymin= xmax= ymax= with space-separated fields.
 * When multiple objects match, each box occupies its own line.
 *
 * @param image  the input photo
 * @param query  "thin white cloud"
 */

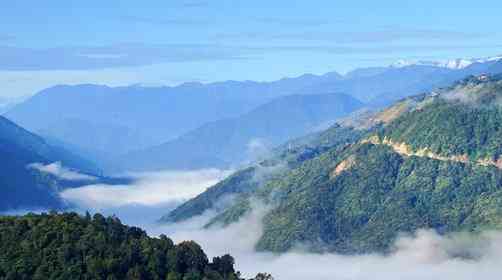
xmin=246 ymin=138 xmax=271 ymax=162
xmin=152 ymin=204 xmax=502 ymax=280
xmin=28 ymin=162 xmax=97 ymax=181
xmin=60 ymin=169 xmax=231 ymax=210
xmin=0 ymin=44 xmax=245 ymax=71
xmin=118 ymin=15 xmax=209 ymax=26
xmin=212 ymin=28 xmax=485 ymax=43
xmin=181 ymin=1 xmax=209 ymax=8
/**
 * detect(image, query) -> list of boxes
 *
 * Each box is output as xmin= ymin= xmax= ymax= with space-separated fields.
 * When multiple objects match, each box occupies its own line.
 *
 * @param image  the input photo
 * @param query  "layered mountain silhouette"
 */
xmin=163 ymin=74 xmax=502 ymax=254
xmin=4 ymin=77 xmax=339 ymax=161
xmin=118 ymin=92 xmax=363 ymax=171
xmin=5 ymin=59 xmax=502 ymax=172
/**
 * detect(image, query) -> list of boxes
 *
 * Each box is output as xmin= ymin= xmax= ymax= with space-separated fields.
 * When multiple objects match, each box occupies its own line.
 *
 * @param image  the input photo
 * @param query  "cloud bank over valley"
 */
xmin=47 ymin=169 xmax=502 ymax=280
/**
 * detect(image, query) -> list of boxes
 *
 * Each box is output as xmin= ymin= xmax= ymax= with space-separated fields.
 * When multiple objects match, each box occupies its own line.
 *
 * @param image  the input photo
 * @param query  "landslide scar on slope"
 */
xmin=331 ymin=155 xmax=356 ymax=179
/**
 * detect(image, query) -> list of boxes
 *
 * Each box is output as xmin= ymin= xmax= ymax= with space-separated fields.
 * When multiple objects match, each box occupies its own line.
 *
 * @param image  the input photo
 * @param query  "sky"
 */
xmin=1 ymin=0 xmax=502 ymax=99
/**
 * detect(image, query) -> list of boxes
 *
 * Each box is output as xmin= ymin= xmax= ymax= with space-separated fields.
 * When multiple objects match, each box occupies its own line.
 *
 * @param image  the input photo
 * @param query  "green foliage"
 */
xmin=203 ymin=76 xmax=502 ymax=254
xmin=0 ymin=212 xmax=240 ymax=280
xmin=242 ymin=143 xmax=502 ymax=253
xmin=161 ymin=125 xmax=365 ymax=224
xmin=251 ymin=273 xmax=274 ymax=280
xmin=380 ymin=99 xmax=502 ymax=161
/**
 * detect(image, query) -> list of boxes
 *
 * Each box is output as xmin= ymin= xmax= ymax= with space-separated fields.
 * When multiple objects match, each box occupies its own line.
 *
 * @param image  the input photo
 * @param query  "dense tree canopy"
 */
xmin=0 ymin=212 xmax=244 ymax=280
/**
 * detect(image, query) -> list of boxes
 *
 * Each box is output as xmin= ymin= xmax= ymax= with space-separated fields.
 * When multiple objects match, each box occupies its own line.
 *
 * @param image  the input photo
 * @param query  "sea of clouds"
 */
xmin=6 ymin=167 xmax=502 ymax=280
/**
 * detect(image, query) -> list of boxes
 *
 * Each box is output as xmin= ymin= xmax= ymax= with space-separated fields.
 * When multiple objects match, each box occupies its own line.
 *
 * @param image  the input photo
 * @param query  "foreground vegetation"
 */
xmin=0 ymin=212 xmax=267 ymax=280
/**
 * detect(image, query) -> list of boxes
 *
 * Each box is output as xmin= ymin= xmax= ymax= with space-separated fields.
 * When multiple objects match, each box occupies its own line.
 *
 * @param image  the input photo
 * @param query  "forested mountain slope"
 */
xmin=165 ymin=74 xmax=502 ymax=254
xmin=161 ymin=124 xmax=368 ymax=223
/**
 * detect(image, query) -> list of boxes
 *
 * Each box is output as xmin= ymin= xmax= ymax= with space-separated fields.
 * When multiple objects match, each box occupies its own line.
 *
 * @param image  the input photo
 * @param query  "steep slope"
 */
xmin=120 ymin=93 xmax=363 ymax=171
xmin=0 ymin=116 xmax=99 ymax=174
xmin=169 ymin=74 xmax=502 ymax=254
xmin=161 ymin=124 xmax=367 ymax=223
xmin=251 ymin=142 xmax=502 ymax=253
xmin=0 ymin=116 xmax=106 ymax=211
xmin=0 ymin=212 xmax=244 ymax=280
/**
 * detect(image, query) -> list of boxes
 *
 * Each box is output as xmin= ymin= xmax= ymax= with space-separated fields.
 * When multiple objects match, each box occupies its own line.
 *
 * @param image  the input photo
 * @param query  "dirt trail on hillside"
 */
xmin=362 ymin=136 xmax=502 ymax=169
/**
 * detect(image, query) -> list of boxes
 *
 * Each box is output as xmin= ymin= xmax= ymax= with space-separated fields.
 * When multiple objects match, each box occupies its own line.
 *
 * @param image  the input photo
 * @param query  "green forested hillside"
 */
xmin=161 ymin=125 xmax=366 ymax=223
xmin=250 ymin=143 xmax=502 ymax=253
xmin=169 ymin=75 xmax=502 ymax=254
xmin=0 ymin=212 xmax=244 ymax=280
xmin=379 ymin=76 xmax=502 ymax=162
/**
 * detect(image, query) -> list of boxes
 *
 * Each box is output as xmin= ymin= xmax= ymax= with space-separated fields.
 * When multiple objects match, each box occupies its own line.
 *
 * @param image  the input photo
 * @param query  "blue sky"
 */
xmin=1 ymin=0 xmax=502 ymax=98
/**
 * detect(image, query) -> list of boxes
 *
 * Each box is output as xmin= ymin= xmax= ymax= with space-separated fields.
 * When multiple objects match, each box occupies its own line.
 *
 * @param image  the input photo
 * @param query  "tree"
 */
xmin=0 ymin=212 xmax=247 ymax=280
xmin=166 ymin=271 xmax=182 ymax=280
xmin=252 ymin=273 xmax=274 ymax=280
xmin=182 ymin=270 xmax=201 ymax=280
xmin=211 ymin=254 xmax=235 ymax=277
xmin=168 ymin=241 xmax=209 ymax=275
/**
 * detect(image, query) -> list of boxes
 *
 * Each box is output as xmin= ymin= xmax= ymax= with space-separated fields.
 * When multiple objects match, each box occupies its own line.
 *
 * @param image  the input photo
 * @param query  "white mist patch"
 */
xmin=28 ymin=162 xmax=97 ymax=181
xmin=61 ymin=169 xmax=231 ymax=210
xmin=251 ymin=162 xmax=287 ymax=184
xmin=48 ymin=169 xmax=502 ymax=279
xmin=246 ymin=138 xmax=272 ymax=162
xmin=154 ymin=200 xmax=271 ymax=256
xmin=146 ymin=202 xmax=502 ymax=280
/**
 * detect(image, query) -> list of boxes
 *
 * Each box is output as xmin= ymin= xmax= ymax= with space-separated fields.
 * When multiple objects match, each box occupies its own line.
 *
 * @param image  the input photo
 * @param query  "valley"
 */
xmin=4 ymin=2 xmax=502 ymax=279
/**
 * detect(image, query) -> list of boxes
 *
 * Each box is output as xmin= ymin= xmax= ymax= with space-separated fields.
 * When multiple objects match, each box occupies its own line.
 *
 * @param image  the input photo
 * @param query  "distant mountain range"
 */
xmin=4 ymin=78 xmax=340 ymax=163
xmin=390 ymin=55 xmax=502 ymax=70
xmin=117 ymin=92 xmax=363 ymax=171
xmin=5 ymin=57 xmax=502 ymax=172
xmin=163 ymin=74 xmax=502 ymax=254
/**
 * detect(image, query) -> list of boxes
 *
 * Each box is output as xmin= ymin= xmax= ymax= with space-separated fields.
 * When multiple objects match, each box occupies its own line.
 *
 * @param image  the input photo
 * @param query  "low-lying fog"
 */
xmin=7 ymin=167 xmax=502 ymax=279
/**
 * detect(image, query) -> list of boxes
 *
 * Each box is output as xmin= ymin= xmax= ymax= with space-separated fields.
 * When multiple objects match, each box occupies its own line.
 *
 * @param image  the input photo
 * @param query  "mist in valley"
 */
xmin=3 ymin=2 xmax=502 ymax=279
xmin=16 ymin=167 xmax=499 ymax=280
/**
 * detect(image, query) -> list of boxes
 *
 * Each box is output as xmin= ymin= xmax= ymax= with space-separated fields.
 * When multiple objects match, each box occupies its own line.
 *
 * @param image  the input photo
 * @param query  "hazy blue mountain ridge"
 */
xmin=6 ymin=59 xmax=502 ymax=172
xmin=118 ymin=92 xmax=363 ymax=171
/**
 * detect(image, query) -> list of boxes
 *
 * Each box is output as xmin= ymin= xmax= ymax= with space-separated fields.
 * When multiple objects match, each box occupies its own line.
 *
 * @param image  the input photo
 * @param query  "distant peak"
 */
xmin=390 ymin=55 xmax=502 ymax=70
